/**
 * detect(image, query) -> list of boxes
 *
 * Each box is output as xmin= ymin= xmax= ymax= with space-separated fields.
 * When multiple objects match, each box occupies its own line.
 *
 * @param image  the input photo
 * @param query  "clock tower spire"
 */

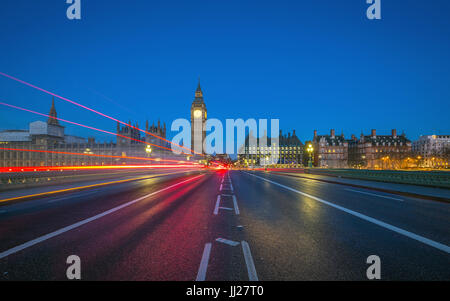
xmin=191 ymin=78 xmax=207 ymax=154
xmin=195 ymin=78 xmax=203 ymax=99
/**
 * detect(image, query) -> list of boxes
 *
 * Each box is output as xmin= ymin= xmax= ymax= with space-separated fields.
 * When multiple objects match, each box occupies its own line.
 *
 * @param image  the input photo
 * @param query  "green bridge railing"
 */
xmin=306 ymin=169 xmax=450 ymax=189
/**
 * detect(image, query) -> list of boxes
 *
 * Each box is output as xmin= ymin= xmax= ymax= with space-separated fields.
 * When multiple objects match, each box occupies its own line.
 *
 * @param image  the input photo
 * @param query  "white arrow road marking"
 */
xmin=196 ymin=243 xmax=212 ymax=281
xmin=216 ymin=238 xmax=240 ymax=247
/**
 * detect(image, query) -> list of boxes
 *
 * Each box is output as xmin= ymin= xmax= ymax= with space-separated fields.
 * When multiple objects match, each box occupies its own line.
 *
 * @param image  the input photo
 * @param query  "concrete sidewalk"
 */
xmin=271 ymin=172 xmax=450 ymax=202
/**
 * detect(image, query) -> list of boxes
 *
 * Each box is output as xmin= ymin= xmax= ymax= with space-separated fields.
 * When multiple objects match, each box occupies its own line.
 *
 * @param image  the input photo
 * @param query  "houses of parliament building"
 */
xmin=0 ymin=98 xmax=173 ymax=167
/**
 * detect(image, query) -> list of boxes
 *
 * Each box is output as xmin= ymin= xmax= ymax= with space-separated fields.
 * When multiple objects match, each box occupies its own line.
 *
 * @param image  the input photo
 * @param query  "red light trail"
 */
xmin=0 ymin=147 xmax=197 ymax=166
xmin=0 ymin=165 xmax=202 ymax=173
xmin=0 ymin=101 xmax=193 ymax=156
xmin=0 ymin=173 xmax=205 ymax=203
xmin=0 ymin=72 xmax=204 ymax=157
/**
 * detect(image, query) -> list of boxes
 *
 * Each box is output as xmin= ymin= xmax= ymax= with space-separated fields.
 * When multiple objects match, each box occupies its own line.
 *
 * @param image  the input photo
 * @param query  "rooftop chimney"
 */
xmin=371 ymin=129 xmax=376 ymax=137
xmin=392 ymin=129 xmax=397 ymax=138
xmin=314 ymin=130 xmax=317 ymax=138
xmin=330 ymin=129 xmax=335 ymax=138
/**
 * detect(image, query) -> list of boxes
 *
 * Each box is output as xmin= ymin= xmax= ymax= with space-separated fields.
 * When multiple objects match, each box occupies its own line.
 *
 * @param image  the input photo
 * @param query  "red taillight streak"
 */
xmin=0 ymin=165 xmax=201 ymax=173
xmin=0 ymin=147 xmax=194 ymax=165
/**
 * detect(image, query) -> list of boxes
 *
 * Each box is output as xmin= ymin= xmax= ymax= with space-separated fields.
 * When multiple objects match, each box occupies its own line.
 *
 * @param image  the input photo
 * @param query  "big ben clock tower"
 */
xmin=191 ymin=79 xmax=207 ymax=154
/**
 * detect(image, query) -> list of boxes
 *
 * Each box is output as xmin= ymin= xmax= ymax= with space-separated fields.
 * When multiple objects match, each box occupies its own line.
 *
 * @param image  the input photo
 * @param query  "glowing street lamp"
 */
xmin=145 ymin=145 xmax=152 ymax=156
xmin=307 ymin=144 xmax=314 ymax=168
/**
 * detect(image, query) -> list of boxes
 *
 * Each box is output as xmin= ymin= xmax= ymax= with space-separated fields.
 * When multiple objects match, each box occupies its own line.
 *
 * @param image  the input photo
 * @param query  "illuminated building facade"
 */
xmin=313 ymin=129 xmax=348 ymax=168
xmin=239 ymin=130 xmax=303 ymax=167
xmin=412 ymin=135 xmax=450 ymax=168
xmin=190 ymin=80 xmax=207 ymax=154
xmin=348 ymin=129 xmax=412 ymax=169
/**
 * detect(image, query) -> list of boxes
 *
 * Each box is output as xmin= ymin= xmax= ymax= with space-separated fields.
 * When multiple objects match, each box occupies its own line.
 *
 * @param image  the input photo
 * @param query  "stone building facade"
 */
xmin=348 ymin=129 xmax=412 ymax=169
xmin=311 ymin=129 xmax=412 ymax=169
xmin=312 ymin=129 xmax=348 ymax=168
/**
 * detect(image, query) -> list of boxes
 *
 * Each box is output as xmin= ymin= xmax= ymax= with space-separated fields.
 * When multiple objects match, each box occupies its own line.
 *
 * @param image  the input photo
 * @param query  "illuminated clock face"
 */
xmin=193 ymin=109 xmax=202 ymax=118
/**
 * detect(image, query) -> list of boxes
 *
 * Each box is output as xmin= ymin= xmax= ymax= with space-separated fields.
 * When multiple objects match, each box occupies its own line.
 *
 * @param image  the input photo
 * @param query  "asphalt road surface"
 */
xmin=0 ymin=170 xmax=449 ymax=280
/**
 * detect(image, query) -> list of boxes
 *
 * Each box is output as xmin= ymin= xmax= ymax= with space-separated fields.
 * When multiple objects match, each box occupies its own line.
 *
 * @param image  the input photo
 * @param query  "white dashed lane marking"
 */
xmin=196 ymin=243 xmax=212 ymax=281
xmin=214 ymin=195 xmax=221 ymax=215
xmin=241 ymin=241 xmax=258 ymax=281
xmin=232 ymin=195 xmax=240 ymax=215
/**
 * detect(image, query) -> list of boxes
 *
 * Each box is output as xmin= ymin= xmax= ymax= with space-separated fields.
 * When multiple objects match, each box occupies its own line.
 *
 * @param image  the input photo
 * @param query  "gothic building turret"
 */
xmin=48 ymin=97 xmax=60 ymax=126
xmin=117 ymin=122 xmax=141 ymax=146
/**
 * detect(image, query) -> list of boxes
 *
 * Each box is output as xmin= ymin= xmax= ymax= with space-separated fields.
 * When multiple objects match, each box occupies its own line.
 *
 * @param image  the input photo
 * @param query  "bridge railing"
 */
xmin=305 ymin=168 xmax=450 ymax=189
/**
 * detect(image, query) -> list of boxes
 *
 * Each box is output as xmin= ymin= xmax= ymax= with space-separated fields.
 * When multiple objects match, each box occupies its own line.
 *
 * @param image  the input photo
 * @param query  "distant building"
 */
xmin=312 ymin=129 xmax=348 ymax=168
xmin=116 ymin=119 xmax=167 ymax=147
xmin=116 ymin=121 xmax=142 ymax=147
xmin=212 ymin=153 xmax=232 ymax=166
xmin=0 ymin=99 xmax=71 ymax=145
xmin=145 ymin=120 xmax=167 ymax=147
xmin=238 ymin=130 xmax=303 ymax=167
xmin=348 ymin=129 xmax=412 ymax=169
xmin=278 ymin=130 xmax=303 ymax=165
xmin=412 ymin=135 xmax=450 ymax=167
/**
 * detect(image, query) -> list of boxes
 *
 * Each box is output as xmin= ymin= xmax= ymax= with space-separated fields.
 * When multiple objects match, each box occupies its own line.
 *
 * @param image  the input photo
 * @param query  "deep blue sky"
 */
xmin=1 ymin=0 xmax=449 ymax=147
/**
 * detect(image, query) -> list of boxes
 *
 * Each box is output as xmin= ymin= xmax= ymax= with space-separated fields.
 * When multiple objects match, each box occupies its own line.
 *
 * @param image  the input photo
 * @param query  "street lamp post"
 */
xmin=307 ymin=144 xmax=314 ymax=168
xmin=145 ymin=145 xmax=152 ymax=157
